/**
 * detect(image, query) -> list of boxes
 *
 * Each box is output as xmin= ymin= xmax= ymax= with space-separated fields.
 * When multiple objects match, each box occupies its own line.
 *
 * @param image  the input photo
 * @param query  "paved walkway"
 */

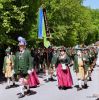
xmin=0 ymin=66 xmax=99 ymax=100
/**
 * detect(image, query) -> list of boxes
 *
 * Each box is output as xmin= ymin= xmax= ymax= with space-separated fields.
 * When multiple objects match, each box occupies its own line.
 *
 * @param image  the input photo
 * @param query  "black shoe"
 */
xmin=30 ymin=86 xmax=37 ymax=88
xmin=77 ymin=87 xmax=82 ymax=91
xmin=88 ymin=77 xmax=92 ymax=81
xmin=44 ymin=79 xmax=49 ymax=82
xmin=83 ymin=84 xmax=88 ymax=89
xmin=17 ymin=93 xmax=21 ymax=95
xmin=49 ymin=77 xmax=57 ymax=81
xmin=96 ymin=98 xmax=99 ymax=100
xmin=11 ymin=83 xmax=18 ymax=88
xmin=27 ymin=90 xmax=35 ymax=96
xmin=5 ymin=86 xmax=10 ymax=89
xmin=26 ymin=90 xmax=31 ymax=96
xmin=58 ymin=86 xmax=62 ymax=90
xmin=62 ymin=86 xmax=68 ymax=90
xmin=18 ymin=93 xmax=25 ymax=98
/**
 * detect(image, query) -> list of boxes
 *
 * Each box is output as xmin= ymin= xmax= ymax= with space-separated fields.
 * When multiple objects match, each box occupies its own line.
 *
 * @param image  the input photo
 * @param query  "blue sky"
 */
xmin=83 ymin=0 xmax=99 ymax=9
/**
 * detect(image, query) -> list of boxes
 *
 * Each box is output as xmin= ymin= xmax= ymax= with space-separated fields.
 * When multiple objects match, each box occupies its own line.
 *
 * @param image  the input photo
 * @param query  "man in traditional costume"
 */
xmin=82 ymin=49 xmax=91 ymax=85
xmin=48 ymin=48 xmax=58 ymax=81
xmin=89 ymin=47 xmax=96 ymax=70
xmin=14 ymin=36 xmax=33 ymax=98
xmin=73 ymin=50 xmax=88 ymax=91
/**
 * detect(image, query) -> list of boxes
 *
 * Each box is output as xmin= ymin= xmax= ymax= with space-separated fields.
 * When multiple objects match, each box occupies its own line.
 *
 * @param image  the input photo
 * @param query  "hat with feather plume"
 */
xmin=18 ymin=36 xmax=27 ymax=46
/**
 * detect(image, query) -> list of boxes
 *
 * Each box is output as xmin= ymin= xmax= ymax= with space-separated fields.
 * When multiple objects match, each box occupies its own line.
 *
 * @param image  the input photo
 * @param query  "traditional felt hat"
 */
xmin=18 ymin=41 xmax=25 ymax=46
xmin=59 ymin=47 xmax=66 ymax=52
xmin=5 ymin=47 xmax=11 ymax=53
xmin=18 ymin=36 xmax=27 ymax=46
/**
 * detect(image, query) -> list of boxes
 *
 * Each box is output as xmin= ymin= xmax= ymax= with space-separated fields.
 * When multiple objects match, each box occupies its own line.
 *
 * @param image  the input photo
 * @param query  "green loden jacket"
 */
xmin=14 ymin=49 xmax=33 ymax=74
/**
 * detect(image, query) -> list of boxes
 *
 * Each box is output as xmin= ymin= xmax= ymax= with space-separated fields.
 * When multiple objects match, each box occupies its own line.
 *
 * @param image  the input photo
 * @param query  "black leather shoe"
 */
xmin=27 ymin=90 xmax=35 ymax=96
xmin=77 ymin=87 xmax=82 ymax=91
xmin=44 ymin=79 xmax=49 ymax=82
xmin=17 ymin=93 xmax=21 ymax=95
xmin=88 ymin=77 xmax=92 ymax=81
xmin=49 ymin=77 xmax=57 ymax=81
xmin=18 ymin=93 xmax=25 ymax=98
xmin=5 ymin=86 xmax=10 ymax=89
xmin=83 ymin=84 xmax=88 ymax=89
xmin=26 ymin=90 xmax=31 ymax=95
xmin=62 ymin=86 xmax=67 ymax=90
xmin=58 ymin=86 xmax=62 ymax=90
xmin=11 ymin=83 xmax=18 ymax=88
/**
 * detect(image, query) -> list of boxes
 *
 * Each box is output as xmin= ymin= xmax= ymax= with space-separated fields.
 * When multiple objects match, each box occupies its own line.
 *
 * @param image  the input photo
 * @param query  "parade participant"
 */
xmin=50 ymin=48 xmax=59 ymax=81
xmin=47 ymin=47 xmax=54 ymax=81
xmin=33 ymin=48 xmax=40 ymax=73
xmin=45 ymin=47 xmax=58 ymax=82
xmin=89 ymin=47 xmax=96 ymax=70
xmin=96 ymin=46 xmax=99 ymax=67
xmin=66 ymin=48 xmax=75 ymax=67
xmin=74 ymin=49 xmax=89 ymax=91
xmin=43 ymin=48 xmax=51 ymax=82
xmin=73 ymin=50 xmax=84 ymax=91
xmin=82 ymin=49 xmax=90 ymax=85
xmin=39 ymin=48 xmax=44 ymax=72
xmin=56 ymin=47 xmax=73 ymax=90
xmin=51 ymin=48 xmax=58 ymax=78
xmin=14 ymin=36 xmax=33 ymax=98
xmin=3 ymin=47 xmax=15 ymax=89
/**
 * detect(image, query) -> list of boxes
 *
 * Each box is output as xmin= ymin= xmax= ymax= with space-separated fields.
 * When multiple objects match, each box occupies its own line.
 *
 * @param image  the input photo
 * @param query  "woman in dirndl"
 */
xmin=56 ymin=47 xmax=73 ymax=90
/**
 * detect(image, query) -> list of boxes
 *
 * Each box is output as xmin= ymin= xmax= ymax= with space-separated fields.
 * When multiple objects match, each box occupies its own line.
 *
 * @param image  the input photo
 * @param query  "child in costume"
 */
xmin=3 ymin=47 xmax=15 ymax=89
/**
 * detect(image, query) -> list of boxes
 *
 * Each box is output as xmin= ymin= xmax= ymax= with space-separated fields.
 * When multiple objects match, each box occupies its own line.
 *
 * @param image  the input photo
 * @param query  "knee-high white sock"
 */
xmin=7 ymin=78 xmax=10 ymax=86
xmin=19 ymin=78 xmax=25 ymax=94
xmin=19 ymin=85 xmax=24 ymax=95
xmin=78 ymin=80 xmax=82 ymax=88
xmin=11 ymin=76 xmax=15 ymax=84
xmin=53 ymin=67 xmax=56 ymax=76
xmin=88 ymin=71 xmax=91 ymax=78
xmin=45 ymin=70 xmax=49 ymax=80
xmin=84 ymin=79 xmax=87 ymax=85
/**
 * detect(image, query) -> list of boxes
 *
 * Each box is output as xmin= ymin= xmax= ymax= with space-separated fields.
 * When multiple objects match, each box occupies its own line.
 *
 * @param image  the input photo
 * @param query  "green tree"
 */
xmin=0 ymin=0 xmax=28 ymax=45
xmin=0 ymin=0 xmax=98 ymax=47
xmin=85 ymin=9 xmax=99 ymax=45
xmin=43 ymin=0 xmax=92 ymax=46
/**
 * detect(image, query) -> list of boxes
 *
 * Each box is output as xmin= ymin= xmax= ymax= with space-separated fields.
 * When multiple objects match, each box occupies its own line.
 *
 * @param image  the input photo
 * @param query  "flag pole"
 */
xmin=38 ymin=2 xmax=50 ymax=80
xmin=42 ymin=4 xmax=50 ymax=79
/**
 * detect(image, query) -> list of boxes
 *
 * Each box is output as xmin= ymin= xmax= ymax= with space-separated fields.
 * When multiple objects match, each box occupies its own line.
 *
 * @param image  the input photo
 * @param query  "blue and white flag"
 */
xmin=38 ymin=7 xmax=44 ymax=39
